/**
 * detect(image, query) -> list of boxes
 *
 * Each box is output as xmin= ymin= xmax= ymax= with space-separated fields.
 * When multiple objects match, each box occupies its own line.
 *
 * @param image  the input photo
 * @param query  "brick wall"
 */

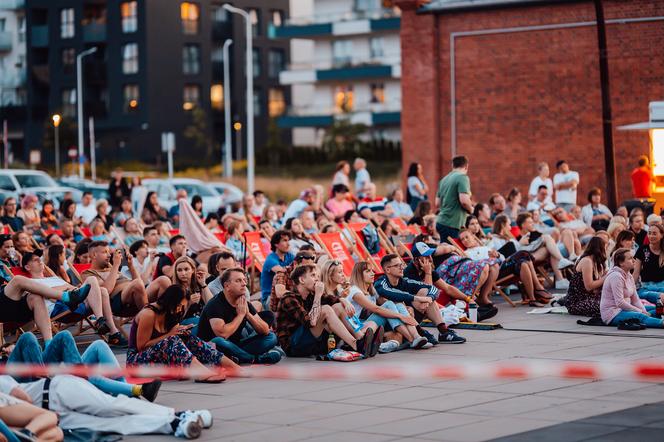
xmin=400 ymin=0 xmax=664 ymax=206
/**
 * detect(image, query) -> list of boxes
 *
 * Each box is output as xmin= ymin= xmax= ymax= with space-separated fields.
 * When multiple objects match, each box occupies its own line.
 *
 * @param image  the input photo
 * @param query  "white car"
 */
xmin=142 ymin=178 xmax=223 ymax=215
xmin=208 ymin=182 xmax=244 ymax=208
xmin=0 ymin=169 xmax=82 ymax=207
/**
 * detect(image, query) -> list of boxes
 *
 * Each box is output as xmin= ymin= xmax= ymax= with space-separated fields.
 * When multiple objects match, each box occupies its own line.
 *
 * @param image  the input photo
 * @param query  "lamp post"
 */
xmin=52 ymin=114 xmax=61 ymax=177
xmin=222 ymin=4 xmax=254 ymax=194
xmin=76 ymin=46 xmax=97 ymax=179
xmin=233 ymin=121 xmax=243 ymax=162
xmin=223 ymin=39 xmax=233 ymax=178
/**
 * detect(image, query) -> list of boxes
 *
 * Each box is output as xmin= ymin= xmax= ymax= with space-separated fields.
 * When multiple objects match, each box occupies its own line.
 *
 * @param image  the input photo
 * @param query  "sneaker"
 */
xmin=174 ymin=412 xmax=202 ymax=439
xmin=140 ymin=379 xmax=162 ymax=402
xmin=410 ymin=336 xmax=428 ymax=349
xmin=178 ymin=410 xmax=213 ymax=429
xmin=255 ymin=349 xmax=282 ymax=365
xmin=438 ymin=329 xmax=466 ymax=344
xmin=378 ymin=340 xmax=400 ymax=353
xmin=93 ymin=317 xmax=110 ymax=336
xmin=63 ymin=284 xmax=91 ymax=310
xmin=107 ymin=332 xmax=128 ymax=348
xmin=557 ymin=258 xmax=574 ymax=270
xmin=554 ymin=279 xmax=570 ymax=290
xmin=421 ymin=329 xmax=439 ymax=346
xmin=421 ymin=342 xmax=434 ymax=349
xmin=478 ymin=305 xmax=498 ymax=322
xmin=356 ymin=328 xmax=374 ymax=356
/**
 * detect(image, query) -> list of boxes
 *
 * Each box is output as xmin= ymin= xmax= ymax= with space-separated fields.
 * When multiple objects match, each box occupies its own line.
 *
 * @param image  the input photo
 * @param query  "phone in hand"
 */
xmin=528 ymin=231 xmax=542 ymax=243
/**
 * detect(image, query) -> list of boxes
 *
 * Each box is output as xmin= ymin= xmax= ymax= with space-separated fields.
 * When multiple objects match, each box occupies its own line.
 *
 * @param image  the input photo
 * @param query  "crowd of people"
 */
xmin=0 ymin=154 xmax=662 ymax=439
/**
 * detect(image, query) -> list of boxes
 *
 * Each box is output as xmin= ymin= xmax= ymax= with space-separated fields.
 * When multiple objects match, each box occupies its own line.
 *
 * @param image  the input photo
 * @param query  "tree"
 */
xmin=183 ymin=107 xmax=214 ymax=160
xmin=264 ymin=117 xmax=287 ymax=167
xmin=322 ymin=118 xmax=368 ymax=155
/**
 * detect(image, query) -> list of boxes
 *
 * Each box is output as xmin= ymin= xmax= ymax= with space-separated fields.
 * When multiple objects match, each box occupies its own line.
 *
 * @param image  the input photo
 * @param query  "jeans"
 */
xmin=436 ymin=223 xmax=460 ymax=242
xmin=610 ymin=310 xmax=664 ymax=328
xmin=9 ymin=331 xmax=133 ymax=397
xmin=0 ymin=420 xmax=19 ymax=442
xmin=210 ymin=332 xmax=278 ymax=364
xmin=638 ymin=282 xmax=664 ymax=304
xmin=180 ymin=316 xmax=199 ymax=337
xmin=365 ymin=301 xmax=407 ymax=331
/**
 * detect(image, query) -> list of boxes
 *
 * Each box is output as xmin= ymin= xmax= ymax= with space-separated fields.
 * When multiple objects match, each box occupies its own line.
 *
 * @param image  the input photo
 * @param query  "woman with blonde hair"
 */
xmin=171 ymin=256 xmax=212 ymax=329
xmin=17 ymin=194 xmax=40 ymax=234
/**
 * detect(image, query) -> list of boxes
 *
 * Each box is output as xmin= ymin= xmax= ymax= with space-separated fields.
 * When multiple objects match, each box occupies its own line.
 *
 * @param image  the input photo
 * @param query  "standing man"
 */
xmin=553 ymin=160 xmax=579 ymax=212
xmin=354 ymin=158 xmax=372 ymax=199
xmin=631 ymin=155 xmax=655 ymax=199
xmin=435 ymin=156 xmax=473 ymax=241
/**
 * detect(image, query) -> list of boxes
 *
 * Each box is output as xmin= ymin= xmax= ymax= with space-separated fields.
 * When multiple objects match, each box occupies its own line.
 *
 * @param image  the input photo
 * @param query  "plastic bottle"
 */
xmin=468 ymin=302 xmax=478 ymax=323
xmin=327 ymin=334 xmax=336 ymax=353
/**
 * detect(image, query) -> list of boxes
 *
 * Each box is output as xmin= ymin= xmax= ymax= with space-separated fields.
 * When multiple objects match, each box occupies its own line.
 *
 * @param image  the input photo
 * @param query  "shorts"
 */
xmin=50 ymin=300 xmax=89 ymax=318
xmin=288 ymin=325 xmax=327 ymax=357
xmin=110 ymin=293 xmax=139 ymax=318
xmin=557 ymin=243 xmax=570 ymax=259
xmin=0 ymin=288 xmax=34 ymax=324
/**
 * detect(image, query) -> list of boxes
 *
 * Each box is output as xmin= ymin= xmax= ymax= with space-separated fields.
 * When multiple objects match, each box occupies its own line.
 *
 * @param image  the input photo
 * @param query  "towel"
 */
xmin=178 ymin=200 xmax=223 ymax=254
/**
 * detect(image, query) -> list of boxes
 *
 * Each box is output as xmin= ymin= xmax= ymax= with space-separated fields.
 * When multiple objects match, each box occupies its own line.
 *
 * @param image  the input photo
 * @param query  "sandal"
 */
xmin=528 ymin=300 xmax=547 ymax=308
xmin=194 ymin=375 xmax=226 ymax=384
xmin=535 ymin=289 xmax=553 ymax=300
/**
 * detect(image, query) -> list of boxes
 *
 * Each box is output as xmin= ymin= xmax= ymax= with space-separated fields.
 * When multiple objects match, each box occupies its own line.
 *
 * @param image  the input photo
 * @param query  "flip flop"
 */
xmin=194 ymin=376 xmax=226 ymax=384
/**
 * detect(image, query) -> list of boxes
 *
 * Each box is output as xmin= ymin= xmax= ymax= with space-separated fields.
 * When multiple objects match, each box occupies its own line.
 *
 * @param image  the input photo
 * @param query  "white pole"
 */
xmin=223 ymin=5 xmax=254 ymax=193
xmin=88 ymin=116 xmax=96 ymax=181
xmin=223 ymin=39 xmax=233 ymax=178
xmin=54 ymin=125 xmax=60 ymax=177
xmin=76 ymin=47 xmax=97 ymax=179
xmin=167 ymin=132 xmax=174 ymax=180
xmin=2 ymin=119 xmax=8 ymax=169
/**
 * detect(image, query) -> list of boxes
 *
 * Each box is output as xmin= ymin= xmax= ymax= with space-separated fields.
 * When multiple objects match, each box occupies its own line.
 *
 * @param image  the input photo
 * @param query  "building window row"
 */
xmin=183 ymin=44 xmax=200 ymax=75
xmin=121 ymin=1 xmax=138 ymax=33
xmin=60 ymin=8 xmax=75 ymax=38
xmin=181 ymin=2 xmax=200 ymax=35
xmin=122 ymin=43 xmax=139 ymax=74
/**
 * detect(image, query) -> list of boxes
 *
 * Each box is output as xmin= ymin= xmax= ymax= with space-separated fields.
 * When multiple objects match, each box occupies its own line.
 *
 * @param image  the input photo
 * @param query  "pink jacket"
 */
xmin=600 ymin=266 xmax=646 ymax=324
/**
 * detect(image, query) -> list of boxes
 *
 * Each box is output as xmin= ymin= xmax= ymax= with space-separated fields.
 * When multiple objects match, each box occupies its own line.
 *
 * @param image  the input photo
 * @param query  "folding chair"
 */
xmin=243 ymin=231 xmax=267 ymax=294
xmin=341 ymin=223 xmax=383 ymax=273
xmin=313 ymin=232 xmax=358 ymax=277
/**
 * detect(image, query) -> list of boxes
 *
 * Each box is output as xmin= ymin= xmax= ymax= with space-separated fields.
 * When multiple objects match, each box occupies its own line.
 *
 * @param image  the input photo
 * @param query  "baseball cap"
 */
xmin=21 ymin=249 xmax=43 ymax=268
xmin=411 ymin=242 xmax=435 ymax=258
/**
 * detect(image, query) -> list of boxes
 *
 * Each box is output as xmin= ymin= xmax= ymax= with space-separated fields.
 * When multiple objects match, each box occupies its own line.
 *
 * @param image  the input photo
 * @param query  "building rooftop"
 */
xmin=419 ymin=0 xmax=569 ymax=13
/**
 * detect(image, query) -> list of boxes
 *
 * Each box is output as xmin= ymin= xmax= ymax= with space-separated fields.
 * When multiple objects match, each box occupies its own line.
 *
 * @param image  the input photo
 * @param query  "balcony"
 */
xmin=277 ymin=103 xmax=401 ymax=128
xmin=280 ymin=55 xmax=401 ymax=84
xmin=0 ymin=70 xmax=26 ymax=88
xmin=0 ymin=32 xmax=11 ymax=52
xmin=273 ymin=8 xmax=400 ymax=39
xmin=84 ymin=60 xmax=107 ymax=84
xmin=83 ymin=23 xmax=107 ymax=42
xmin=0 ymin=0 xmax=24 ymax=9
xmin=31 ymin=26 xmax=48 ymax=47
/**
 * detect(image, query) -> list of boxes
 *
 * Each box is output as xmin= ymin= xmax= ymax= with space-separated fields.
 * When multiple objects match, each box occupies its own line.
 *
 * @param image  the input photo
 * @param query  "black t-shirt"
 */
xmin=196 ymin=293 xmax=256 ymax=343
xmin=632 ymin=229 xmax=648 ymax=249
xmin=155 ymin=254 xmax=174 ymax=278
xmin=635 ymin=245 xmax=664 ymax=283
xmin=403 ymin=262 xmax=440 ymax=284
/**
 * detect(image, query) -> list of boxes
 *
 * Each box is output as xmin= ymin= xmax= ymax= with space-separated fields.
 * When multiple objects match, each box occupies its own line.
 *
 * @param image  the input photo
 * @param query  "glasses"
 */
xmin=386 ymin=262 xmax=405 ymax=269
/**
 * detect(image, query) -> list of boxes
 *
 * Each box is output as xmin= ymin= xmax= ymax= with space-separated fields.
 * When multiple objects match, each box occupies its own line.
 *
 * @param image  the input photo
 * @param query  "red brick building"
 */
xmin=396 ymin=0 xmax=664 ymax=205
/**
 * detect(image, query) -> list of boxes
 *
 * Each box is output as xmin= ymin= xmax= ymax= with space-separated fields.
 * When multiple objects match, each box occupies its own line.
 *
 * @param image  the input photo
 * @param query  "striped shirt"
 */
xmin=358 ymin=197 xmax=387 ymax=214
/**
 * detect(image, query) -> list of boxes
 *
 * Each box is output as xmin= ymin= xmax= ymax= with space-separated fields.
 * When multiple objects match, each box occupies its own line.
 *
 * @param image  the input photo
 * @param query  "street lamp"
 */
xmin=233 ymin=121 xmax=243 ymax=162
xmin=76 ymin=46 xmax=97 ymax=179
xmin=222 ymin=4 xmax=254 ymax=194
xmin=52 ymin=114 xmax=61 ymax=177
xmin=223 ymin=39 xmax=233 ymax=178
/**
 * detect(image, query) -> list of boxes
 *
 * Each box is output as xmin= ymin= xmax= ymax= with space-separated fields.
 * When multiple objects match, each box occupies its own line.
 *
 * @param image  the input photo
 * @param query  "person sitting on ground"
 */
xmin=128 ymin=284 xmax=237 ymax=383
xmin=609 ymin=230 xmax=637 ymax=264
xmin=143 ymin=224 xmax=170 ymax=254
xmin=155 ymin=234 xmax=188 ymax=278
xmin=633 ymin=223 xmax=664 ymax=304
xmin=357 ymin=183 xmax=394 ymax=223
xmin=260 ymin=230 xmax=295 ymax=311
xmin=387 ymin=188 xmax=414 ymax=221
xmin=375 ymin=253 xmax=466 ymax=343
xmin=276 ymin=264 xmax=379 ymax=357
xmin=113 ymin=197 xmax=134 ymax=228
xmin=563 ymin=236 xmax=607 ymax=316
xmin=465 ymin=215 xmax=489 ymax=244
xmin=0 ymin=388 xmax=62 ymax=442
xmin=629 ymin=210 xmax=648 ymax=249
xmin=516 ymin=212 xmax=574 ymax=290
xmin=123 ymin=217 xmax=143 ymax=246
xmin=206 ymin=251 xmax=237 ymax=296
xmin=526 ymin=185 xmax=557 ymax=227
xmin=89 ymin=219 xmax=114 ymax=245
xmin=40 ymin=200 xmax=59 ymax=231
xmin=600 ymin=248 xmax=663 ymax=329
xmin=581 ymin=187 xmax=612 ymax=231
xmin=224 ymin=221 xmax=245 ymax=262
xmin=196 ymin=268 xmax=281 ymax=365
xmin=488 ymin=193 xmax=507 ymax=221
xmin=270 ymin=250 xmax=316 ymax=314
xmin=408 ymin=200 xmax=433 ymax=226
xmin=0 ymin=197 xmax=24 ymax=232
xmin=58 ymin=218 xmax=83 ymax=251
xmin=171 ymin=256 xmax=212 ymax=331
xmin=121 ymin=239 xmax=157 ymax=283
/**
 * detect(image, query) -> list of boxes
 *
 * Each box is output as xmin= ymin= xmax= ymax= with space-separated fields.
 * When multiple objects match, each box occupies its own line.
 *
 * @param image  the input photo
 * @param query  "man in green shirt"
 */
xmin=435 ymin=156 xmax=473 ymax=241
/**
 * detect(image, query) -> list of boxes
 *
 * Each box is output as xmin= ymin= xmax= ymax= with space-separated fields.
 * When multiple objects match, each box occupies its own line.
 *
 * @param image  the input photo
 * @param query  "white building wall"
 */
xmin=289 ymin=0 xmax=316 ymax=146
xmin=0 ymin=6 xmax=26 ymax=107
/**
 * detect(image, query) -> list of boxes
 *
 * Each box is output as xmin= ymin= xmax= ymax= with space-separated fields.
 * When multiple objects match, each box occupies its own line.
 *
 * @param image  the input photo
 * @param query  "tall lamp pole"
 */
xmin=222 ymin=4 xmax=254 ymax=193
xmin=222 ymin=39 xmax=233 ymax=178
xmin=76 ymin=46 xmax=97 ymax=179
xmin=52 ymin=114 xmax=61 ymax=177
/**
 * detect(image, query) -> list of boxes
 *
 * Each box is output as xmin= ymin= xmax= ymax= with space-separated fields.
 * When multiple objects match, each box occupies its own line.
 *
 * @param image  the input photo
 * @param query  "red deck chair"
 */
xmin=80 ymin=227 xmax=92 ymax=238
xmin=43 ymin=229 xmax=64 ymax=237
xmin=243 ymin=231 xmax=266 ymax=273
xmin=72 ymin=263 xmax=92 ymax=274
xmin=314 ymin=232 xmax=356 ymax=277
xmin=169 ymin=229 xmax=180 ymax=236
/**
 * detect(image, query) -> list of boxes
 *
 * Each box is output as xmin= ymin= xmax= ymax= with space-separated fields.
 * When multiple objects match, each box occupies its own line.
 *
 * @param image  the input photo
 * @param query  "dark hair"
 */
xmin=0 ymin=234 xmax=11 ymax=247
xmin=638 ymin=155 xmax=649 ymax=167
xmin=516 ymin=212 xmax=532 ymax=228
xmin=335 ymin=160 xmax=349 ymax=172
xmin=284 ymin=217 xmax=296 ymax=231
xmin=537 ymin=185 xmax=548 ymax=192
xmin=143 ymin=225 xmax=158 ymax=237
xmin=492 ymin=214 xmax=513 ymax=238
xmin=253 ymin=190 xmax=264 ymax=197
xmin=612 ymin=248 xmax=632 ymax=267
xmin=60 ymin=199 xmax=76 ymax=218
xmin=290 ymin=264 xmax=316 ymax=285
xmin=220 ymin=267 xmax=245 ymax=286
xmin=413 ymin=200 xmax=432 ymax=220
xmin=45 ymin=245 xmax=65 ymax=275
xmin=129 ymin=239 xmax=148 ymax=257
xmin=452 ymin=156 xmax=468 ymax=169
xmin=299 ymin=243 xmax=315 ymax=252
xmin=154 ymin=285 xmax=190 ymax=330
xmin=407 ymin=162 xmax=419 ymax=177
xmin=169 ymin=234 xmax=185 ymax=248
xmin=143 ymin=191 xmax=160 ymax=216
xmin=464 ymin=215 xmax=477 ymax=229
xmin=191 ymin=195 xmax=203 ymax=211
xmin=555 ymin=160 xmax=566 ymax=169
xmin=120 ymin=196 xmax=131 ymax=207
xmin=587 ymin=187 xmax=601 ymax=203
xmin=205 ymin=213 xmax=219 ymax=224
xmin=270 ymin=229 xmax=291 ymax=251
xmin=380 ymin=253 xmax=399 ymax=269
xmin=506 ymin=188 xmax=520 ymax=203
xmin=488 ymin=193 xmax=503 ymax=207
xmin=610 ymin=230 xmax=635 ymax=257
xmin=88 ymin=240 xmax=109 ymax=251
xmin=579 ymin=236 xmax=607 ymax=276
xmin=207 ymin=251 xmax=235 ymax=276
xmin=2 ymin=197 xmax=15 ymax=207
xmin=40 ymin=199 xmax=54 ymax=218
xmin=472 ymin=203 xmax=487 ymax=219
xmin=73 ymin=238 xmax=92 ymax=263
xmin=332 ymin=184 xmax=349 ymax=195
xmin=82 ymin=191 xmax=92 ymax=197
xmin=343 ymin=210 xmax=356 ymax=223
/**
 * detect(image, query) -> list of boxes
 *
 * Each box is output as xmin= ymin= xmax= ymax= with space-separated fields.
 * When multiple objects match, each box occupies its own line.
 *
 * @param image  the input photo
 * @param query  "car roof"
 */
xmin=0 ymin=169 xmax=49 ymax=175
xmin=143 ymin=178 xmax=206 ymax=184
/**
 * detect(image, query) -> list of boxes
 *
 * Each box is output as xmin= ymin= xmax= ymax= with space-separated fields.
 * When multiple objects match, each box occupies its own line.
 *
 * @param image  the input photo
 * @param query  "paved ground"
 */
xmin=120 ymin=297 xmax=664 ymax=442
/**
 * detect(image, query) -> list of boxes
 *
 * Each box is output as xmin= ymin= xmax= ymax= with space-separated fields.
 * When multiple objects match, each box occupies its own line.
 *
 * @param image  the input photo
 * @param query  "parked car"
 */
xmin=208 ymin=182 xmax=244 ymax=209
xmin=0 ymin=169 xmax=82 ymax=207
xmin=142 ymin=178 xmax=223 ymax=215
xmin=57 ymin=177 xmax=110 ymax=201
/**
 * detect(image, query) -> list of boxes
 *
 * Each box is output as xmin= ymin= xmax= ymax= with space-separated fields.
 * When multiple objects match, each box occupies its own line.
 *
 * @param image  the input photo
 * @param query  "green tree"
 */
xmin=183 ymin=107 xmax=213 ymax=160
xmin=322 ymin=118 xmax=367 ymax=156
xmin=265 ymin=117 xmax=286 ymax=167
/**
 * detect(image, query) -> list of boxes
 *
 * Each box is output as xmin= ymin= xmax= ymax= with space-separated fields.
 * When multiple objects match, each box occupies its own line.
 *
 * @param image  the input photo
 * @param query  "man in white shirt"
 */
xmin=74 ymin=191 xmax=97 ymax=224
xmin=552 ymin=160 xmax=579 ymax=212
xmin=528 ymin=162 xmax=553 ymax=202
xmin=354 ymin=158 xmax=371 ymax=198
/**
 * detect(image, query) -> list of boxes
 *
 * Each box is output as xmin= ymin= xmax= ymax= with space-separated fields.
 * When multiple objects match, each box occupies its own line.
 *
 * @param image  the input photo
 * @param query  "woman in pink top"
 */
xmin=325 ymin=184 xmax=355 ymax=221
xmin=600 ymin=248 xmax=663 ymax=328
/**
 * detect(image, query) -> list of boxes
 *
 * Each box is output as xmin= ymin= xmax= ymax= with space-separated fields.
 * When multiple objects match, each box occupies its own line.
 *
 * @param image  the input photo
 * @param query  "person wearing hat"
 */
xmin=375 ymin=252 xmax=466 ymax=344
xmin=283 ymin=189 xmax=316 ymax=222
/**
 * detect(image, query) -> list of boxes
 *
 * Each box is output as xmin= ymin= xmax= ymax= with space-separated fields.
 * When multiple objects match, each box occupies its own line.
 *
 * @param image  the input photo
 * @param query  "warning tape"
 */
xmin=2 ymin=361 xmax=664 ymax=382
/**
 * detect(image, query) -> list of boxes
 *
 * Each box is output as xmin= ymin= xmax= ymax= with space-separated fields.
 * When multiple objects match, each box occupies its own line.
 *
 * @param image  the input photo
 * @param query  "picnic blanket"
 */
xmin=178 ymin=200 xmax=223 ymax=254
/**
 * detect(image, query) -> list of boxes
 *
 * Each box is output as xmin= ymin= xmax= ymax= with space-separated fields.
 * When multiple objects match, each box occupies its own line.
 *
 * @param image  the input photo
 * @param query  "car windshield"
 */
xmin=173 ymin=183 xmax=216 ymax=197
xmin=15 ymin=174 xmax=57 ymax=188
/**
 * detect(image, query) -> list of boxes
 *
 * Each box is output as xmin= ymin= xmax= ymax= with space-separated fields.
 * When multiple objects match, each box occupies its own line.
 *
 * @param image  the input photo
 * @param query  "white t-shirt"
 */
xmin=528 ymin=176 xmax=553 ymax=200
xmin=407 ymin=176 xmax=425 ymax=198
xmin=75 ymin=202 xmax=97 ymax=224
xmin=553 ymin=171 xmax=579 ymax=205
xmin=346 ymin=285 xmax=377 ymax=317
xmin=354 ymin=169 xmax=371 ymax=195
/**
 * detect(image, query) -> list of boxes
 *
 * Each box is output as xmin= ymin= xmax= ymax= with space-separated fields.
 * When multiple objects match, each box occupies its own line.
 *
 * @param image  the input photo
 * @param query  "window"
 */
xmin=122 ymin=43 xmax=139 ymax=74
xmin=0 ymin=19 xmax=5 ymax=31
xmin=210 ymin=84 xmax=223 ymax=110
xmin=212 ymin=5 xmax=228 ymax=22
xmin=183 ymin=44 xmax=200 ymax=75
xmin=370 ymin=83 xmax=385 ymax=103
xmin=252 ymin=48 xmax=260 ymax=77
xmin=62 ymin=48 xmax=75 ymax=73
xmin=354 ymin=0 xmax=380 ymax=13
xmin=18 ymin=17 xmax=26 ymax=42
xmin=211 ymin=45 xmax=223 ymax=62
xmin=60 ymin=8 xmax=75 ymax=38
xmin=121 ymin=1 xmax=137 ymax=33
xmin=123 ymin=84 xmax=139 ymax=112
xmin=334 ymin=85 xmax=353 ymax=113
xmin=249 ymin=9 xmax=260 ymax=36
xmin=183 ymin=84 xmax=200 ymax=110
xmin=270 ymin=10 xmax=283 ymax=27
xmin=268 ymin=88 xmax=285 ymax=117
xmin=253 ymin=88 xmax=261 ymax=116
xmin=61 ymin=88 xmax=76 ymax=117
xmin=268 ymin=49 xmax=284 ymax=78
xmin=370 ymin=37 xmax=384 ymax=59
xmin=332 ymin=40 xmax=353 ymax=67
xmin=181 ymin=2 xmax=200 ymax=34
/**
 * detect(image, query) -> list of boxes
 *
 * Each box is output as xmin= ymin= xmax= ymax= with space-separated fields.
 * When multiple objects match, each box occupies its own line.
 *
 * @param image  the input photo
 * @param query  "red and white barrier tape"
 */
xmin=3 ymin=361 xmax=664 ymax=382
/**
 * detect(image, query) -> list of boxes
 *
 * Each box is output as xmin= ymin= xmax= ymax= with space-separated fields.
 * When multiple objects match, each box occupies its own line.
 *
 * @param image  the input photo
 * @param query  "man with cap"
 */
xmin=283 ymin=189 xmax=316 ymax=221
xmin=375 ymin=253 xmax=466 ymax=344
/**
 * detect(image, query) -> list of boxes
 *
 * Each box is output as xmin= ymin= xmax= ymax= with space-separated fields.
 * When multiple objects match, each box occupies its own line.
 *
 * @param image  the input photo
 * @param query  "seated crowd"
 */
xmin=0 ymin=156 xmax=663 ymax=439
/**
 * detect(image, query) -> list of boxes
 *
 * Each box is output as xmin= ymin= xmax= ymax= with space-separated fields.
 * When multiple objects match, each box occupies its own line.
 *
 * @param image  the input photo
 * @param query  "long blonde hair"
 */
xmin=320 ymin=259 xmax=346 ymax=295
xmin=349 ymin=261 xmax=376 ymax=297
xmin=171 ymin=256 xmax=201 ymax=293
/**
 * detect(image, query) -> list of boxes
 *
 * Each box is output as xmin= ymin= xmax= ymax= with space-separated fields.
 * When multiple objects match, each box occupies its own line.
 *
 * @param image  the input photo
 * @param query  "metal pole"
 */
xmin=89 ymin=116 xmax=96 ymax=181
xmin=223 ymin=4 xmax=254 ymax=193
xmin=54 ymin=125 xmax=60 ymax=177
xmin=76 ymin=47 xmax=97 ymax=179
xmin=167 ymin=132 xmax=174 ymax=180
xmin=236 ymin=128 xmax=243 ymax=162
xmin=2 ymin=119 xmax=8 ymax=169
xmin=223 ymin=39 xmax=233 ymax=178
